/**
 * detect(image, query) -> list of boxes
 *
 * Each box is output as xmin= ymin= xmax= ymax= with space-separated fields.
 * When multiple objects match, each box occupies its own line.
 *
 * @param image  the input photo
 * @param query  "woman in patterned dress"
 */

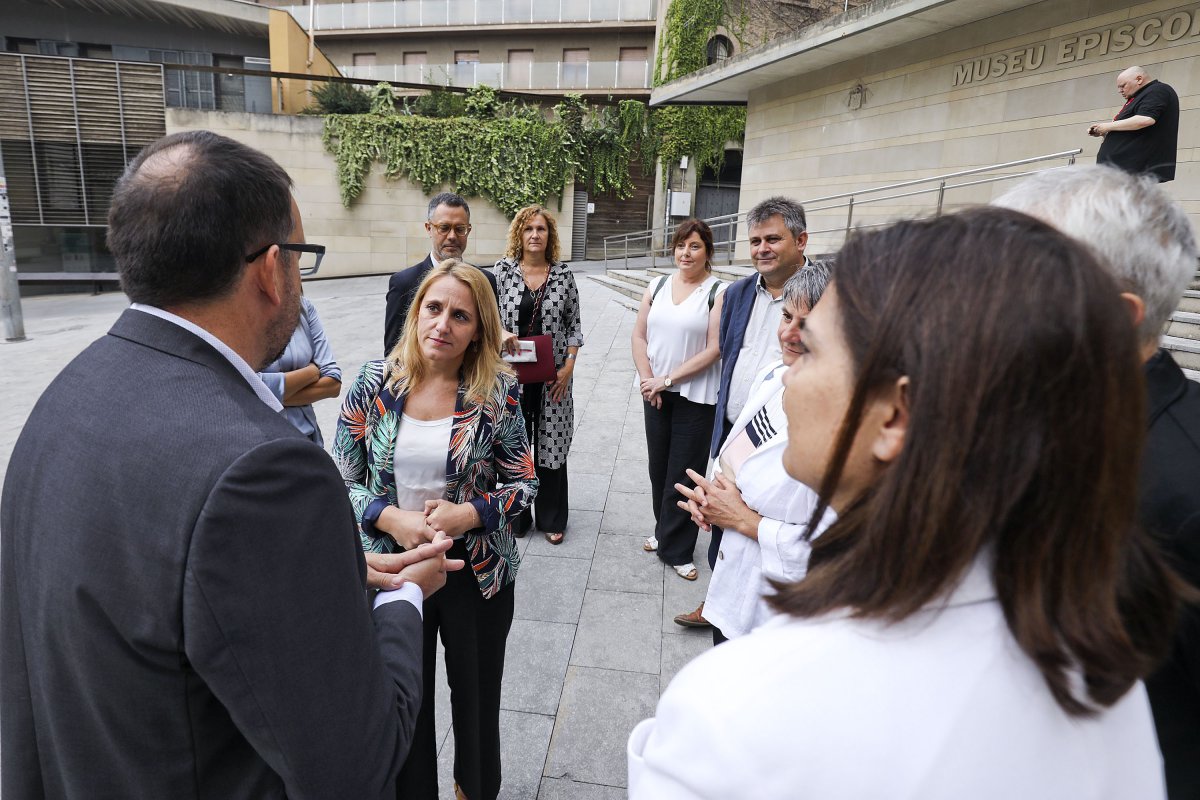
xmin=494 ymin=205 xmax=583 ymax=545
xmin=334 ymin=260 xmax=537 ymax=800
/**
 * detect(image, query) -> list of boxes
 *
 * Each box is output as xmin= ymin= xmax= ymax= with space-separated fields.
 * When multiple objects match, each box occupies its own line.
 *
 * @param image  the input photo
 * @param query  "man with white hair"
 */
xmin=994 ymin=165 xmax=1199 ymax=799
xmin=1088 ymin=65 xmax=1179 ymax=182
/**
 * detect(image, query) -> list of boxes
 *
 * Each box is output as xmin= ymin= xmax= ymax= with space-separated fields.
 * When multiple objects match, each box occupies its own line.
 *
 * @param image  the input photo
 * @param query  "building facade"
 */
xmin=652 ymin=0 xmax=1200 ymax=255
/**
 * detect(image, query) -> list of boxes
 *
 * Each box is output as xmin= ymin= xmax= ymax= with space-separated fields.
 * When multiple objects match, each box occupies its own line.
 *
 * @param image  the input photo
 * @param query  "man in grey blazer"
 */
xmin=1 ymin=131 xmax=460 ymax=798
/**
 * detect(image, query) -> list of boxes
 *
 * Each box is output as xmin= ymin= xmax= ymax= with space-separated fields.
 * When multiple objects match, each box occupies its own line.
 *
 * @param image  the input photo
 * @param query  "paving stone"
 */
xmin=501 ymin=619 xmax=576 ymax=715
xmin=570 ymin=590 xmax=661 ymax=674
xmin=571 ymin=424 xmax=623 ymax=456
xmin=499 ymin=711 xmax=556 ymax=800
xmin=544 ymin=665 xmax=659 ymax=788
xmin=538 ymin=777 xmax=626 ymax=799
xmin=615 ymin=427 xmax=649 ymax=461
xmin=514 ymin=554 xmax=591 ymax=624
xmin=587 ymin=533 xmax=664 ymax=595
xmin=525 ymin=509 xmax=601 ymax=560
xmin=437 ymin=710 xmax=554 ymax=800
xmin=599 ymin=490 xmax=655 ymax=537
xmin=607 ymin=458 xmax=651 ymax=494
xmin=659 ymin=631 xmax=714 ymax=694
xmin=568 ymin=471 xmax=611 ymax=512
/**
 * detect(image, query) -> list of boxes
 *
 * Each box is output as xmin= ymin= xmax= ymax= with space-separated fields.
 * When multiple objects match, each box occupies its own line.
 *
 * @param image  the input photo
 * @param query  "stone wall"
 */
xmin=165 ymin=108 xmax=576 ymax=278
xmin=737 ymin=0 xmax=1200 ymax=255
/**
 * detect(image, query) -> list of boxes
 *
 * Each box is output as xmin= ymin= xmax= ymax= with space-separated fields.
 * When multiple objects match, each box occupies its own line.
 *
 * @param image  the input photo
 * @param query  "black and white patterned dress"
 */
xmin=494 ymin=258 xmax=584 ymax=469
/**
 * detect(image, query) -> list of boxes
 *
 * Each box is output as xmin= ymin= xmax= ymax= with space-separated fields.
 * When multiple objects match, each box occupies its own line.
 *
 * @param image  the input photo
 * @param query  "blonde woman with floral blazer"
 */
xmin=334 ymin=260 xmax=536 ymax=800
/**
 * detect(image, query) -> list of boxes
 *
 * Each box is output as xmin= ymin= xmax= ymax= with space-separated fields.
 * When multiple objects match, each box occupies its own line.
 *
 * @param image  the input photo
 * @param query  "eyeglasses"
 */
xmin=430 ymin=223 xmax=471 ymax=237
xmin=245 ymin=243 xmax=325 ymax=277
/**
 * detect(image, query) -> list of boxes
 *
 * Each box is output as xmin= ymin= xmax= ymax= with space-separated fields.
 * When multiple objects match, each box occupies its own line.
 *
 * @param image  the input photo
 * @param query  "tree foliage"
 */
xmin=648 ymin=0 xmax=747 ymax=183
xmin=322 ymin=85 xmax=645 ymax=216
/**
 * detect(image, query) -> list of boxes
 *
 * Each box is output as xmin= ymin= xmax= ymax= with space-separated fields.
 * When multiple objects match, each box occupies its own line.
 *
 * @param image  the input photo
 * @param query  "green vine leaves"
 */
xmin=649 ymin=0 xmax=748 ymax=184
xmin=322 ymin=85 xmax=646 ymax=217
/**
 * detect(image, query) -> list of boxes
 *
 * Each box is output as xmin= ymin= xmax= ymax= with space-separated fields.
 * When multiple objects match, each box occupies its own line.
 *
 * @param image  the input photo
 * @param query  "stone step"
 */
xmin=644 ymin=265 xmax=756 ymax=283
xmin=1167 ymin=310 xmax=1200 ymax=340
xmin=1185 ymin=367 xmax=1200 ymax=382
xmin=586 ymin=274 xmax=642 ymax=311
xmin=604 ymin=268 xmax=653 ymax=290
xmin=1163 ymin=335 xmax=1200 ymax=371
xmin=1179 ymin=291 xmax=1200 ymax=314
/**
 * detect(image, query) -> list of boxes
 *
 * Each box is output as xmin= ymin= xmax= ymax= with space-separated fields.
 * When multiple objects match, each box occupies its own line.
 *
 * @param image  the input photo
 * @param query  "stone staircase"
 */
xmin=1167 ymin=277 xmax=1200 ymax=381
xmin=591 ymin=266 xmax=1200 ymax=382
xmin=588 ymin=264 xmax=756 ymax=312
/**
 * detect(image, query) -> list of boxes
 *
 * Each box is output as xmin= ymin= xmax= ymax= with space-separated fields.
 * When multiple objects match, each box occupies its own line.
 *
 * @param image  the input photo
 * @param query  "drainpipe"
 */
xmin=307 ymin=0 xmax=316 ymax=68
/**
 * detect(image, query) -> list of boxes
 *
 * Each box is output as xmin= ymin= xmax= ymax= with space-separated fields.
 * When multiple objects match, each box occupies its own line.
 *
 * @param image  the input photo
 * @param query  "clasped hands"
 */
xmin=675 ymin=468 xmax=763 ymax=539
xmin=640 ymin=375 xmax=668 ymax=409
xmin=367 ymin=499 xmax=482 ymax=591
xmin=1087 ymin=122 xmax=1112 ymax=137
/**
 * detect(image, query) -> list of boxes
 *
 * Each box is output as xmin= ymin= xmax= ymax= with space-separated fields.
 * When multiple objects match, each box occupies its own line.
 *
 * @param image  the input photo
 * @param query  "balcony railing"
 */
xmin=343 ymin=60 xmax=652 ymax=90
xmin=286 ymin=0 xmax=656 ymax=30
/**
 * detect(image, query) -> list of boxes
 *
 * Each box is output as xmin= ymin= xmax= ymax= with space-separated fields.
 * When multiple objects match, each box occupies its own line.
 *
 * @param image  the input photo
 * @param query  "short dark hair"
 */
xmin=771 ymin=207 xmax=1179 ymax=717
xmin=670 ymin=219 xmax=714 ymax=270
xmin=107 ymin=130 xmax=294 ymax=307
xmin=427 ymin=192 xmax=470 ymax=221
xmin=747 ymin=196 xmax=806 ymax=238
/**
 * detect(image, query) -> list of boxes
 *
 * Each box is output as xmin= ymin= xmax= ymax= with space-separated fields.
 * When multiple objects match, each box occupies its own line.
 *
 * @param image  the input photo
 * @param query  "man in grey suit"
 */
xmin=1 ymin=131 xmax=461 ymax=798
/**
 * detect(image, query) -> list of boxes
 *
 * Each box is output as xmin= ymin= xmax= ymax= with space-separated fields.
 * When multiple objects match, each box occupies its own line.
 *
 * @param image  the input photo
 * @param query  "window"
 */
xmin=617 ymin=46 xmax=647 ymax=87
xmin=562 ymin=48 xmax=588 ymax=88
xmin=507 ymin=49 xmax=533 ymax=89
xmin=352 ymin=52 xmax=376 ymax=66
xmin=403 ymin=51 xmax=427 ymax=65
xmin=706 ymin=35 xmax=733 ymax=65
xmin=454 ymin=51 xmax=479 ymax=86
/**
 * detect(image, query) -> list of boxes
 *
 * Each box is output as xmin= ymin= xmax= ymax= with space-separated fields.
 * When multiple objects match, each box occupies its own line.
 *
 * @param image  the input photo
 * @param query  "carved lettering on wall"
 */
xmin=951 ymin=7 xmax=1200 ymax=87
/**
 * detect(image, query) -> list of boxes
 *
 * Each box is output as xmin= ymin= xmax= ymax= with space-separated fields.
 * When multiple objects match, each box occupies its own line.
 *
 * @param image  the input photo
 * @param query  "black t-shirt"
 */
xmin=1096 ymin=79 xmax=1179 ymax=182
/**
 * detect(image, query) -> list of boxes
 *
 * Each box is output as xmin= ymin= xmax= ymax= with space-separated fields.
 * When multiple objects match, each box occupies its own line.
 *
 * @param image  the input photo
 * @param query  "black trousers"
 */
xmin=643 ymin=392 xmax=716 ymax=567
xmin=396 ymin=539 xmax=515 ymax=800
xmin=518 ymin=382 xmax=569 ymax=534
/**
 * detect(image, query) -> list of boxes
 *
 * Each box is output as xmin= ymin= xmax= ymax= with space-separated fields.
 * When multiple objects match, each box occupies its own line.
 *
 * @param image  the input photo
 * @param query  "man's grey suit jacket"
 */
xmin=1 ymin=309 xmax=423 ymax=799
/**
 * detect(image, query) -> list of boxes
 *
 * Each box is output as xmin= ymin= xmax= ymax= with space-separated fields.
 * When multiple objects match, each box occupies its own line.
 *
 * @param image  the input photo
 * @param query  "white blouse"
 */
xmin=645 ymin=274 xmax=725 ymax=405
xmin=392 ymin=413 xmax=452 ymax=512
xmin=703 ymin=361 xmax=835 ymax=639
xmin=630 ymin=557 xmax=1166 ymax=800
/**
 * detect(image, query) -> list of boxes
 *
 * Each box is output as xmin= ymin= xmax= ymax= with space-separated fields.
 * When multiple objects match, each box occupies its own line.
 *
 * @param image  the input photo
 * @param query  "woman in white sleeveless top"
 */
xmin=631 ymin=219 xmax=725 ymax=581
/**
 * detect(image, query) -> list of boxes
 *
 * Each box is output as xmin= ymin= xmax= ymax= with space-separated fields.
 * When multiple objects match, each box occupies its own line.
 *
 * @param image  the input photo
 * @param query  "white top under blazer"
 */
xmin=644 ymin=274 xmax=725 ymax=405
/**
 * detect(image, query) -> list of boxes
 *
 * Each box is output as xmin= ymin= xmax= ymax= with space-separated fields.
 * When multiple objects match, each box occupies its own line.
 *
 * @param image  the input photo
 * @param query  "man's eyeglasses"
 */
xmin=245 ymin=243 xmax=325 ymax=277
xmin=430 ymin=223 xmax=471 ymax=237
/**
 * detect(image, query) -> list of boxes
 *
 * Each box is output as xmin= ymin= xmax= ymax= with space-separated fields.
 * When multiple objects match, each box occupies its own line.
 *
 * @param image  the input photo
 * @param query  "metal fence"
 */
xmin=285 ymin=0 xmax=656 ymax=29
xmin=604 ymin=150 xmax=1084 ymax=267
xmin=343 ymin=59 xmax=651 ymax=90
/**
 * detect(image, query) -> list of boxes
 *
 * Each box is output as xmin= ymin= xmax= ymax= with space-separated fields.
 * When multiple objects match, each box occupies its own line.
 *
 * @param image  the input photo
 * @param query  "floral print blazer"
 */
xmin=334 ymin=360 xmax=538 ymax=598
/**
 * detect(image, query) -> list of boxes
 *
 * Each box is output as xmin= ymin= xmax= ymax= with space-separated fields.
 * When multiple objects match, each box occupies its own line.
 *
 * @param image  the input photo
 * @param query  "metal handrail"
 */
xmin=603 ymin=149 xmax=1081 ymax=267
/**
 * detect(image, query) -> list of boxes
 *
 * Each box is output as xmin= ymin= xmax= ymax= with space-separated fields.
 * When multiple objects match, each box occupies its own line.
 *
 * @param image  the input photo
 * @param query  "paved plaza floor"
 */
xmin=0 ymin=266 xmax=716 ymax=799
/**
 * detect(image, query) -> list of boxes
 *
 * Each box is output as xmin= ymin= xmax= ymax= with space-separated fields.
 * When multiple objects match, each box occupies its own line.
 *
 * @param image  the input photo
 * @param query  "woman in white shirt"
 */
xmin=677 ymin=263 xmax=832 ymax=644
xmin=628 ymin=208 xmax=1181 ymax=799
xmin=631 ymin=219 xmax=725 ymax=582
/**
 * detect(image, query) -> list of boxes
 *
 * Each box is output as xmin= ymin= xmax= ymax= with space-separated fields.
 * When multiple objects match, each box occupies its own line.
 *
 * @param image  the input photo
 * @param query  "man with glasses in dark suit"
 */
xmin=383 ymin=192 xmax=506 ymax=355
xmin=1 ymin=130 xmax=461 ymax=799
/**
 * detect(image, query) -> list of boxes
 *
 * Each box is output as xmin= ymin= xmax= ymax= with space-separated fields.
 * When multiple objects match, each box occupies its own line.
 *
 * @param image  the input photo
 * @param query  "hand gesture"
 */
xmin=424 ymin=498 xmax=481 ymax=538
xmin=365 ymin=533 xmax=464 ymax=594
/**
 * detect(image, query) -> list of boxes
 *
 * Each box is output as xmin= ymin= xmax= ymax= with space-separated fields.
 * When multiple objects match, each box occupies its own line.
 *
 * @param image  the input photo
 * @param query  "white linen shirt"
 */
xmin=628 ymin=557 xmax=1166 ymax=800
xmin=703 ymin=361 xmax=835 ymax=639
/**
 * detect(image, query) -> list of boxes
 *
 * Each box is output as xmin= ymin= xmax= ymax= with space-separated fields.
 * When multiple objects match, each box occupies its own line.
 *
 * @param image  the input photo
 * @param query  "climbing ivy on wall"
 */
xmin=322 ymin=85 xmax=644 ymax=217
xmin=647 ymin=0 xmax=748 ymax=183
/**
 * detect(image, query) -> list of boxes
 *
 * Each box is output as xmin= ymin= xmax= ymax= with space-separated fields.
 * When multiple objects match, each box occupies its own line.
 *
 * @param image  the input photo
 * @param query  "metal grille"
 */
xmin=0 ymin=53 xmax=166 ymax=227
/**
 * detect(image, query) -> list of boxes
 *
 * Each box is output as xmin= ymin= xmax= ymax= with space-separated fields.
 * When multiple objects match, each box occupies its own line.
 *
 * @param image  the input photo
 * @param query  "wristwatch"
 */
xmin=664 ymin=376 xmax=674 ymax=388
